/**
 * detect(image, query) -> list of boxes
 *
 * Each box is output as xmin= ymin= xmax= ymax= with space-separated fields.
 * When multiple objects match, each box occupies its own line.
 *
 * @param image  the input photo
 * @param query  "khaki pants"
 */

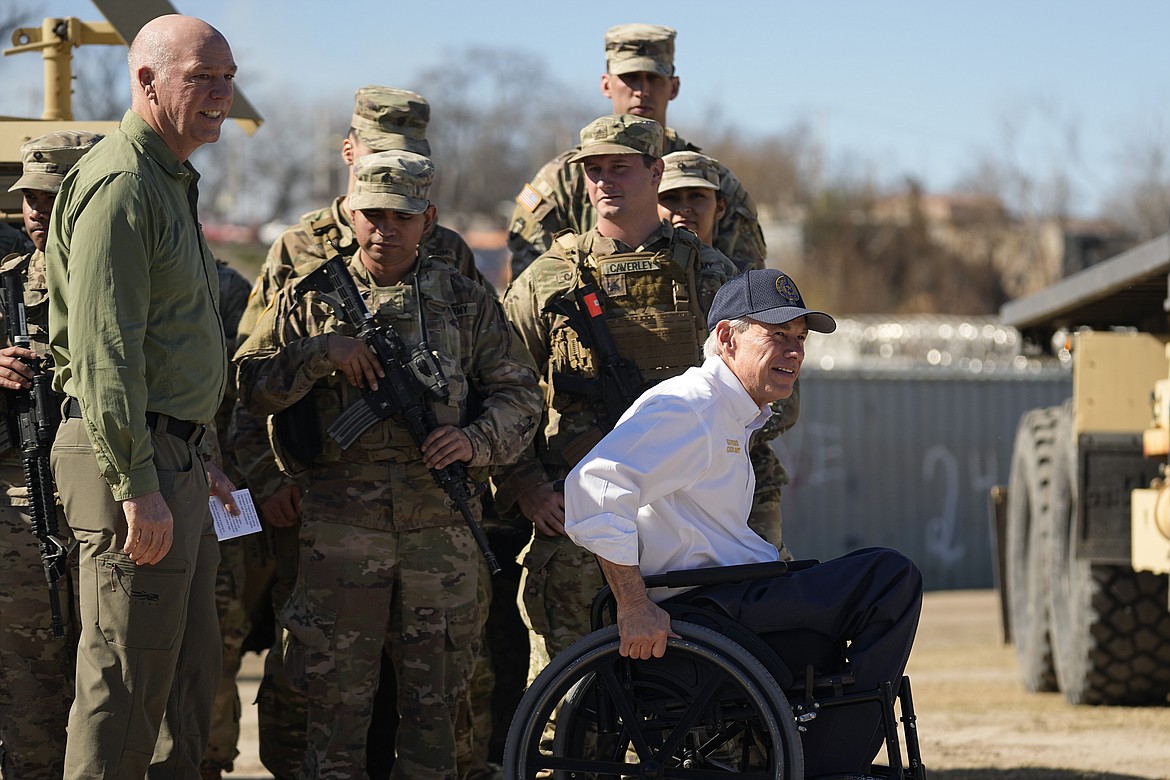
xmin=52 ymin=417 xmax=221 ymax=780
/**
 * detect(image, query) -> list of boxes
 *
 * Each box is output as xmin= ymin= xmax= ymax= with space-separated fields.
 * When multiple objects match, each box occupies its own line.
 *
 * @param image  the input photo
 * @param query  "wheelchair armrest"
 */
xmin=590 ymin=558 xmax=821 ymax=630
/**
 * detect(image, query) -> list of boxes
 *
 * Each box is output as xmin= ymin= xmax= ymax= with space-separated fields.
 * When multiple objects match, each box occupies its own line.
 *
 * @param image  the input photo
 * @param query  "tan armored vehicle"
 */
xmin=2 ymin=0 xmax=261 ymax=229
xmin=994 ymin=235 xmax=1170 ymax=705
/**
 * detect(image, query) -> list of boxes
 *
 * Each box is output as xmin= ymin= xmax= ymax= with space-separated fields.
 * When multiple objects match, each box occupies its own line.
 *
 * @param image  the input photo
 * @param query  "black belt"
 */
xmin=64 ymin=398 xmax=204 ymax=444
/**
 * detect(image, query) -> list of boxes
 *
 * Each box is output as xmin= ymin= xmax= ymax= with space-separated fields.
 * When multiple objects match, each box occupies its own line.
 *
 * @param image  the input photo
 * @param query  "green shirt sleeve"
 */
xmin=64 ymin=172 xmax=159 ymax=500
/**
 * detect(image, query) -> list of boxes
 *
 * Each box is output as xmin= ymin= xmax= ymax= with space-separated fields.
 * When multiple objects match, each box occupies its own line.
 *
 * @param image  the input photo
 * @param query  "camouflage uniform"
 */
xmin=0 ymin=130 xmax=100 ymax=780
xmin=199 ymin=260 xmax=255 ymax=779
xmin=229 ymin=87 xmax=491 ymax=780
xmin=658 ymin=150 xmax=796 ymax=557
xmin=234 ymin=151 xmax=541 ymax=780
xmin=0 ymin=248 xmax=77 ymax=780
xmin=496 ymin=116 xmax=738 ymax=676
xmin=0 ymin=223 xmax=31 ymax=259
xmin=506 ymin=24 xmax=766 ymax=279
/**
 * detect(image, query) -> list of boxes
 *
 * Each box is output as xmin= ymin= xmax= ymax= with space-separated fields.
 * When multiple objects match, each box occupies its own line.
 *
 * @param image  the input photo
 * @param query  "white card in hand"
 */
xmin=209 ymin=488 xmax=263 ymax=541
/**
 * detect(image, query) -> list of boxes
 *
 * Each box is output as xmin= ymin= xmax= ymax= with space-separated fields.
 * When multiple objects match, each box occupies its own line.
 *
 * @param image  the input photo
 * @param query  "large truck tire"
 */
xmin=1048 ymin=403 xmax=1170 ymax=705
xmin=1004 ymin=405 xmax=1062 ymax=692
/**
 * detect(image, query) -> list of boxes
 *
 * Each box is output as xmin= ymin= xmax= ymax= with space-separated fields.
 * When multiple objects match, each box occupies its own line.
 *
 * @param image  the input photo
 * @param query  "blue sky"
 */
xmin=5 ymin=0 xmax=1169 ymax=216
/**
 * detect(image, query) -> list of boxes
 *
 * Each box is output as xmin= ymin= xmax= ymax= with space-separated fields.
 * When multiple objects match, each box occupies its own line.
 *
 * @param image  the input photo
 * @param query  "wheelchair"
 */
xmin=503 ymin=560 xmax=926 ymax=779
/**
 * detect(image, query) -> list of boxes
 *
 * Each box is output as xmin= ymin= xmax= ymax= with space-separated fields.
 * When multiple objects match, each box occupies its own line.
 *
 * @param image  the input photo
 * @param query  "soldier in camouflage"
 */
xmin=506 ymin=23 xmax=766 ymax=279
xmin=658 ymin=151 xmax=796 ymax=556
xmin=230 ymin=85 xmax=491 ymax=780
xmin=198 ymin=258 xmax=257 ymax=780
xmin=235 ymin=150 xmax=541 ymax=780
xmin=0 ymin=130 xmax=101 ymax=780
xmin=237 ymin=85 xmax=489 ymax=342
xmin=497 ymin=115 xmax=738 ymax=680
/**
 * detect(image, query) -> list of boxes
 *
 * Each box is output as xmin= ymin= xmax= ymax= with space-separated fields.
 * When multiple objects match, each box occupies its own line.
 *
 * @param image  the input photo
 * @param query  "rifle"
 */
xmin=293 ymin=255 xmax=500 ymax=574
xmin=1 ymin=268 xmax=70 ymax=638
xmin=543 ymin=264 xmax=645 ymax=437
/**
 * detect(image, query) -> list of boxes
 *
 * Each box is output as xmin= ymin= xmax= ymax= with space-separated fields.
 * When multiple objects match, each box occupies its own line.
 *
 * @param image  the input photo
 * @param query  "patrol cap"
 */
xmin=706 ymin=269 xmax=836 ymax=334
xmin=605 ymin=23 xmax=676 ymax=77
xmin=351 ymin=86 xmax=431 ymax=156
xmin=567 ymin=114 xmax=664 ymax=163
xmin=349 ymin=150 xmax=434 ymax=213
xmin=659 ymin=150 xmax=721 ymax=193
xmin=8 ymin=130 xmax=104 ymax=193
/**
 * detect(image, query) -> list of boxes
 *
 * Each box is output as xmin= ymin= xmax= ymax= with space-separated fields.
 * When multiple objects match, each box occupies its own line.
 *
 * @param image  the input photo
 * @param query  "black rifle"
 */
xmin=543 ymin=264 xmax=645 ymax=435
xmin=1 ymin=269 xmax=69 ymax=637
xmin=293 ymin=255 xmax=500 ymax=574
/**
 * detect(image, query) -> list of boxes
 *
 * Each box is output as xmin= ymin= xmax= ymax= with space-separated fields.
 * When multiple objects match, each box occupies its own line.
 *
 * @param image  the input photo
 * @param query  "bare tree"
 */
xmin=414 ymin=47 xmax=594 ymax=224
xmin=73 ymin=46 xmax=129 ymax=120
xmin=193 ymin=93 xmax=341 ymax=227
xmin=686 ymin=105 xmax=822 ymax=216
xmin=1100 ymin=120 xmax=1170 ymax=241
xmin=953 ymin=100 xmax=1081 ymax=222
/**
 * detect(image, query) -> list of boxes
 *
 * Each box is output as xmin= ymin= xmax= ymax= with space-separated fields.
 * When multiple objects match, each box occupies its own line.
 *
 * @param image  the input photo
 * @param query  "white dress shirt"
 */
xmin=565 ymin=356 xmax=780 ymax=598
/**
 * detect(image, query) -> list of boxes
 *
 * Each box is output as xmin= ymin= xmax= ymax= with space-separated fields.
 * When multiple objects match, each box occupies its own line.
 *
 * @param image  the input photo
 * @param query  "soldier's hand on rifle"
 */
xmin=261 ymin=483 xmax=302 ymax=528
xmin=517 ymin=481 xmax=566 ymax=537
xmin=421 ymin=425 xmax=473 ymax=470
xmin=0 ymin=345 xmax=36 ymax=390
xmin=121 ymin=491 xmax=174 ymax=565
xmin=325 ymin=334 xmax=384 ymax=390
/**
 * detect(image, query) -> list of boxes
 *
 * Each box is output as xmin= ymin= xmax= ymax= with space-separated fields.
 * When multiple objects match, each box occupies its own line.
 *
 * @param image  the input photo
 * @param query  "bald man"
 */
xmin=45 ymin=15 xmax=239 ymax=778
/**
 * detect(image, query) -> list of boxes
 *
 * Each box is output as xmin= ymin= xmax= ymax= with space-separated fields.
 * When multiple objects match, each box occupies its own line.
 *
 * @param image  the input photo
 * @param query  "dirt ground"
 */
xmin=226 ymin=589 xmax=1170 ymax=779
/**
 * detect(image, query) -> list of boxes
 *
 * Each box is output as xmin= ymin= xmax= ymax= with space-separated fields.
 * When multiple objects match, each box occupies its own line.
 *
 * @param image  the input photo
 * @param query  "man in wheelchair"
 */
xmin=558 ymin=268 xmax=924 ymax=779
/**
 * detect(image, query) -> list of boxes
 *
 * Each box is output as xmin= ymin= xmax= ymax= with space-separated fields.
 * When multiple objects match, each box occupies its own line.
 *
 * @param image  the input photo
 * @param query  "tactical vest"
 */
xmin=300 ymin=265 xmax=473 ymax=471
xmin=302 ymin=205 xmax=461 ymax=267
xmin=544 ymin=230 xmax=706 ymax=465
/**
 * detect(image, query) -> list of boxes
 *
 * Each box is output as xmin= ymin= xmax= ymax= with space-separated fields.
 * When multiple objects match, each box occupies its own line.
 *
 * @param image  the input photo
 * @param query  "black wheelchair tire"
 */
xmin=504 ymin=621 xmax=804 ymax=779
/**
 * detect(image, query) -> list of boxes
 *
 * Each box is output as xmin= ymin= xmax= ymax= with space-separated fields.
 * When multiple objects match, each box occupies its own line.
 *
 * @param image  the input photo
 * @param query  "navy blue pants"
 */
xmin=671 ymin=547 xmax=923 ymax=777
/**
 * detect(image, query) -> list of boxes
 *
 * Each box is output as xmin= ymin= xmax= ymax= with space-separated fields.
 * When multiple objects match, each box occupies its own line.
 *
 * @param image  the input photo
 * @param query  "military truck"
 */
xmin=2 ymin=0 xmax=261 ymax=231
xmin=994 ymin=234 xmax=1170 ymax=705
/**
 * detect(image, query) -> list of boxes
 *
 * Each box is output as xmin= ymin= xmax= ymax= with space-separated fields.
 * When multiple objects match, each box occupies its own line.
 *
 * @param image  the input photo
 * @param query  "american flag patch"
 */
xmin=517 ymin=183 xmax=542 ymax=213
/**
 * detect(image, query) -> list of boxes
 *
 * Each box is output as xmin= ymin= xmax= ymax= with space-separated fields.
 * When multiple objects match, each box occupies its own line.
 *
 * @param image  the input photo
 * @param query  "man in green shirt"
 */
xmin=45 ymin=14 xmax=239 ymax=778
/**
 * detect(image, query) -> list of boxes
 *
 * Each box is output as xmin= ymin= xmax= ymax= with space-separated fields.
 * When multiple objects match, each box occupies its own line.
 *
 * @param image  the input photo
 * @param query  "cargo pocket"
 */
xmin=444 ymin=599 xmax=479 ymax=652
xmin=279 ymin=578 xmax=336 ymax=701
xmin=95 ymin=552 xmax=188 ymax=650
xmin=443 ymin=599 xmax=480 ymax=707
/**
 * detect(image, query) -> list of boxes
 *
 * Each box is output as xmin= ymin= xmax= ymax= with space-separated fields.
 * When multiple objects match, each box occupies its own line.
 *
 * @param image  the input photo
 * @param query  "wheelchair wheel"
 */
xmin=504 ymin=621 xmax=804 ymax=779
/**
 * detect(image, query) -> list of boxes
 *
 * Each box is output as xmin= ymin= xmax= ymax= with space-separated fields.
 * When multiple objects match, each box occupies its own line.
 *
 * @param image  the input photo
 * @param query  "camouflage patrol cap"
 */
xmin=659 ymin=150 xmax=721 ymax=193
xmin=567 ymin=114 xmax=664 ymax=163
xmin=349 ymin=150 xmax=434 ymax=213
xmin=8 ymin=130 xmax=104 ymax=193
xmin=605 ymin=23 xmax=676 ymax=78
xmin=351 ymin=86 xmax=431 ymax=156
